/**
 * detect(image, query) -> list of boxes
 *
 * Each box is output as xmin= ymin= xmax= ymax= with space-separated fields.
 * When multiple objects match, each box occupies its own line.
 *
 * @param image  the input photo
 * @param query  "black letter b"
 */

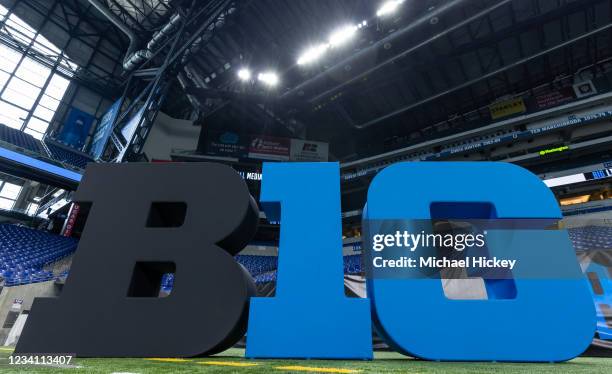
xmin=15 ymin=163 xmax=258 ymax=357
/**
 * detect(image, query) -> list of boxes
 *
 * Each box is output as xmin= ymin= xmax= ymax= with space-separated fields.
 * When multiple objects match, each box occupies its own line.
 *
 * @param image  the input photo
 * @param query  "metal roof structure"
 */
xmin=2 ymin=0 xmax=611 ymax=161
xmin=171 ymin=0 xmax=612 ymax=161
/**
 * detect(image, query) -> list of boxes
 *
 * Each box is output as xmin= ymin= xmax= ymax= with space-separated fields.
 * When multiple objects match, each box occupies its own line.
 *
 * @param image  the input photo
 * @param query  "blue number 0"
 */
xmin=364 ymin=162 xmax=595 ymax=361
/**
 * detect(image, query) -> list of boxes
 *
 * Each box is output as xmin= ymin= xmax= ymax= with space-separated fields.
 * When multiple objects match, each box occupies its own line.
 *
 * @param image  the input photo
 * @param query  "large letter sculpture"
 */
xmin=364 ymin=162 xmax=595 ymax=361
xmin=15 ymin=161 xmax=596 ymax=360
xmin=246 ymin=162 xmax=372 ymax=359
xmin=15 ymin=163 xmax=259 ymax=357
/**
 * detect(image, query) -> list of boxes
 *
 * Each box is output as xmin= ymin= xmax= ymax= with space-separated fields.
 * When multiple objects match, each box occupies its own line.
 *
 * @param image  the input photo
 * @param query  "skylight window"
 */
xmin=26 ymin=202 xmax=39 ymax=216
xmin=0 ymin=4 xmax=74 ymax=140
xmin=0 ymin=181 xmax=22 ymax=211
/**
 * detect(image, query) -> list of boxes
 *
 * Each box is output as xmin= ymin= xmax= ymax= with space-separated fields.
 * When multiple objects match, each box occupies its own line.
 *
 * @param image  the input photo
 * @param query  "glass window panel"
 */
xmin=26 ymin=117 xmax=48 ymax=133
xmin=35 ymin=34 xmax=60 ymax=54
xmin=0 ymin=182 xmax=21 ymax=199
xmin=32 ymin=41 xmax=56 ymax=57
xmin=1 ymin=90 xmax=34 ymax=109
xmin=10 ymin=31 xmax=32 ymax=46
xmin=0 ymin=197 xmax=14 ymax=211
xmin=0 ymin=8 xmax=73 ymax=140
xmin=45 ymin=74 xmax=70 ymax=99
xmin=0 ymin=45 xmax=22 ymax=74
xmin=26 ymin=202 xmax=39 ymax=216
xmin=0 ymin=70 xmax=9 ymax=90
xmin=1 ymin=78 xmax=40 ymax=110
xmin=38 ymin=94 xmax=60 ymax=111
xmin=4 ymin=76 xmax=39 ymax=98
xmin=0 ymin=113 xmax=22 ymax=129
xmin=24 ymin=127 xmax=43 ymax=139
xmin=3 ymin=21 xmax=32 ymax=47
xmin=7 ymin=14 xmax=36 ymax=40
xmin=0 ymin=101 xmax=27 ymax=129
xmin=15 ymin=58 xmax=51 ymax=87
xmin=33 ymin=105 xmax=55 ymax=121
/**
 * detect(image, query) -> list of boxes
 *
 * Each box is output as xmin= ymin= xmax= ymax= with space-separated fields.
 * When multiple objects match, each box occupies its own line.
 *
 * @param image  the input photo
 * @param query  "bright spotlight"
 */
xmin=237 ymin=68 xmax=251 ymax=81
xmin=297 ymin=44 xmax=329 ymax=65
xmin=328 ymin=25 xmax=358 ymax=48
xmin=258 ymin=71 xmax=279 ymax=87
xmin=376 ymin=0 xmax=405 ymax=17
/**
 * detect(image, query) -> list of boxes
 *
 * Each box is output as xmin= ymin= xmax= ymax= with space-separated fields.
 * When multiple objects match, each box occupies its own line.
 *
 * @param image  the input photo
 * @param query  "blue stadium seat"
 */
xmin=567 ymin=226 xmax=612 ymax=251
xmin=343 ymin=254 xmax=362 ymax=274
xmin=0 ymin=224 xmax=78 ymax=286
xmin=0 ymin=123 xmax=93 ymax=170
xmin=235 ymin=255 xmax=278 ymax=277
xmin=159 ymin=254 xmax=366 ymax=292
xmin=160 ymin=273 xmax=174 ymax=293
xmin=44 ymin=140 xmax=94 ymax=170
xmin=254 ymin=270 xmax=277 ymax=284
xmin=0 ymin=123 xmax=45 ymax=154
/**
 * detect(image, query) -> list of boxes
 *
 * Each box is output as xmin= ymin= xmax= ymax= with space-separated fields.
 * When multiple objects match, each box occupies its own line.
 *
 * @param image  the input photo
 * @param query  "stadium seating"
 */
xmin=0 ymin=224 xmax=78 ymax=286
xmin=0 ymin=123 xmax=94 ymax=170
xmin=344 ymin=254 xmax=363 ymax=274
xmin=160 ymin=273 xmax=174 ymax=293
xmin=6 ymin=226 xmax=608 ymax=289
xmin=158 ymin=255 xmax=363 ymax=293
xmin=44 ymin=140 xmax=94 ymax=170
xmin=254 ymin=271 xmax=277 ymax=284
xmin=235 ymin=255 xmax=278 ymax=276
xmin=567 ymin=226 xmax=612 ymax=251
xmin=0 ymin=123 xmax=44 ymax=154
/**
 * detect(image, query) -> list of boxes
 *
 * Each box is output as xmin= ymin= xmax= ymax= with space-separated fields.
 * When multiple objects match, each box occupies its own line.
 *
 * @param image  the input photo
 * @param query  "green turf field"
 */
xmin=0 ymin=347 xmax=610 ymax=373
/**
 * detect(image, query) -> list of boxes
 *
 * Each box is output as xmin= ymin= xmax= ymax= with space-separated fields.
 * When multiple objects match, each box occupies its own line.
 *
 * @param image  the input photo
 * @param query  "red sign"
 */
xmin=248 ymin=136 xmax=290 ymax=161
xmin=534 ymin=87 xmax=574 ymax=110
xmin=62 ymin=203 xmax=80 ymax=237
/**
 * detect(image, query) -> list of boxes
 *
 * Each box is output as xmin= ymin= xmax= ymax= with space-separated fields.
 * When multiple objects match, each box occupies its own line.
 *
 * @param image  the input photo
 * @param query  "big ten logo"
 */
xmin=15 ymin=162 xmax=595 ymax=361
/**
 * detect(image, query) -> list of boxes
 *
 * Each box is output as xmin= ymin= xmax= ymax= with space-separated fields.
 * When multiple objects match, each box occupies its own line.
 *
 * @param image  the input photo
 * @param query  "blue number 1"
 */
xmin=246 ymin=162 xmax=372 ymax=359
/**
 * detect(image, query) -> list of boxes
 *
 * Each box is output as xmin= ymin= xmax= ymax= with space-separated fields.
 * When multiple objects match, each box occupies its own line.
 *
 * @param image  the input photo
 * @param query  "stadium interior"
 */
xmin=0 ymin=0 xmax=610 ymax=371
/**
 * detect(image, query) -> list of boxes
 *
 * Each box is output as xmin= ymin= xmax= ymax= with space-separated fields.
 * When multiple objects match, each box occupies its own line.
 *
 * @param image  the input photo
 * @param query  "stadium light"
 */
xmin=328 ymin=25 xmax=358 ymax=48
xmin=258 ymin=71 xmax=279 ymax=87
xmin=297 ymin=43 xmax=329 ymax=65
xmin=376 ymin=0 xmax=405 ymax=17
xmin=237 ymin=68 xmax=251 ymax=81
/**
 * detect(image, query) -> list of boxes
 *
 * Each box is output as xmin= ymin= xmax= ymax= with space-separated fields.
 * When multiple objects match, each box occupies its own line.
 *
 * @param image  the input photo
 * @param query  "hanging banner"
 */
xmin=489 ymin=97 xmax=526 ymax=120
xmin=290 ymin=139 xmax=329 ymax=162
xmin=248 ymin=136 xmax=290 ymax=161
xmin=120 ymin=107 xmax=145 ymax=142
xmin=90 ymin=99 xmax=121 ymax=160
xmin=57 ymin=108 xmax=95 ymax=150
xmin=62 ymin=203 xmax=80 ymax=237
xmin=534 ymin=87 xmax=575 ymax=110
xmin=204 ymin=131 xmax=248 ymax=159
